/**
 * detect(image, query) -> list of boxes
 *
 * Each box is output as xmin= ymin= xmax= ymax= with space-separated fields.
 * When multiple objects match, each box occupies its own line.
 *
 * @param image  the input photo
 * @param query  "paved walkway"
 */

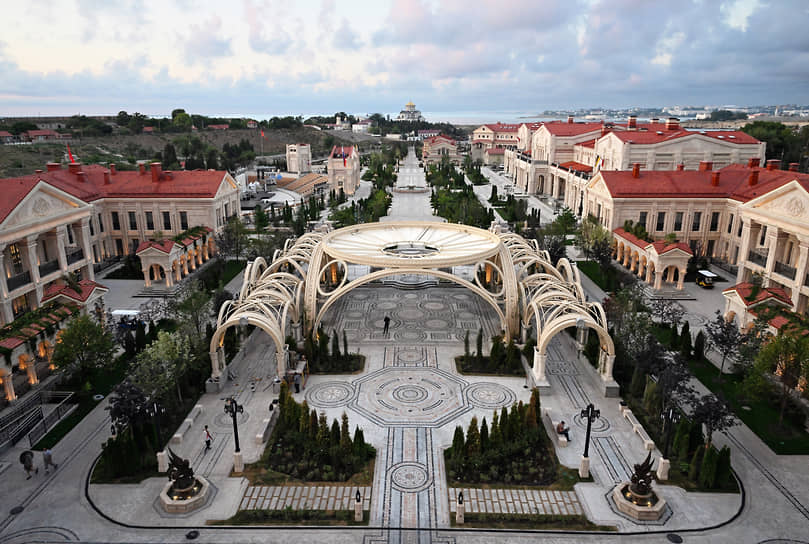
xmin=447 ymin=488 xmax=583 ymax=516
xmin=241 ymin=485 xmax=372 ymax=511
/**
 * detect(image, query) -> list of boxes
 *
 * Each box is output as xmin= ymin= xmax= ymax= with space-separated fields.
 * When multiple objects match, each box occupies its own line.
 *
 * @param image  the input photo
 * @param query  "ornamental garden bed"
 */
xmin=450 ymin=512 xmax=615 ymax=531
xmin=210 ymin=508 xmax=367 ymax=526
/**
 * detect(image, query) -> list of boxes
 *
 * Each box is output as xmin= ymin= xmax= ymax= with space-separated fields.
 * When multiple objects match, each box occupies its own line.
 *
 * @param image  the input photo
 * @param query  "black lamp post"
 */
xmin=661 ymin=406 xmax=681 ymax=459
xmin=580 ymin=403 xmax=600 ymax=459
xmin=224 ymin=396 xmax=244 ymax=453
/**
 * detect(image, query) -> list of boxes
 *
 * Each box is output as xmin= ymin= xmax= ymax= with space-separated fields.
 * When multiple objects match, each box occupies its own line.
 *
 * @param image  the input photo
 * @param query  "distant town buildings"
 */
xmin=422 ymin=135 xmax=460 ymax=166
xmin=327 ymin=145 xmax=360 ymax=195
xmin=396 ymin=101 xmax=425 ymax=122
xmin=286 ymin=143 xmax=312 ymax=174
xmin=352 ymin=121 xmax=371 ymax=133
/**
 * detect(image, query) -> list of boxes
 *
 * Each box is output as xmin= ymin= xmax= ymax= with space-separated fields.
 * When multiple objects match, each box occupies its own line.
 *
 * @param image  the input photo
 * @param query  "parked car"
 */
xmin=696 ymin=269 xmax=717 ymax=288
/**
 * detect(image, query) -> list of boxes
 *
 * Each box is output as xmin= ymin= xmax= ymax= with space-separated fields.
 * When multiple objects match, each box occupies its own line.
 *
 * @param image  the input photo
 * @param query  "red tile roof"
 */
xmin=608 ymin=129 xmax=760 ymax=145
xmin=577 ymin=139 xmax=596 ymax=148
xmin=486 ymin=148 xmax=505 ymax=155
xmin=723 ymin=282 xmax=793 ymax=307
xmin=0 ymin=131 xmax=13 ymax=138
xmin=425 ymin=135 xmax=456 ymax=145
xmin=136 ymin=239 xmax=178 ymax=254
xmin=598 ymin=164 xmax=809 ymax=201
xmin=330 ymin=145 xmax=355 ymax=159
xmin=0 ymin=337 xmax=25 ymax=349
xmin=41 ymin=279 xmax=109 ymax=304
xmin=613 ymin=228 xmax=693 ymax=256
xmin=24 ymin=129 xmax=59 ymax=138
xmin=483 ymin=123 xmax=521 ymax=132
xmin=0 ymin=164 xmax=231 ymax=223
xmin=543 ymin=121 xmax=604 ymax=137
xmin=559 ymin=161 xmax=592 ymax=173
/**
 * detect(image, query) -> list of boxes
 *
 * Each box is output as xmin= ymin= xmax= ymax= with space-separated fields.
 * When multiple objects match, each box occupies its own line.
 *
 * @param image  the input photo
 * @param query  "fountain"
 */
xmin=611 ymin=452 xmax=667 ymax=520
xmin=159 ymin=448 xmax=211 ymax=513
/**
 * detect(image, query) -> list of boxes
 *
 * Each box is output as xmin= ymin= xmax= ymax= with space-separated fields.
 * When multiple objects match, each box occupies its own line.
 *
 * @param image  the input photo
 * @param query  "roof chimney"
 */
xmin=748 ymin=170 xmax=759 ymax=186
xmin=665 ymin=117 xmax=680 ymax=130
xmin=651 ymin=117 xmax=659 ymax=125
xmin=748 ymin=157 xmax=760 ymax=168
xmin=766 ymin=159 xmax=780 ymax=171
xmin=109 ymin=163 xmax=116 ymax=175
xmin=103 ymin=171 xmax=111 ymax=184
xmin=567 ymin=115 xmax=574 ymax=124
xmin=139 ymin=163 xmax=146 ymax=175
xmin=68 ymin=162 xmax=81 ymax=174
xmin=628 ymin=115 xmax=637 ymax=129
xmin=676 ymin=163 xmax=685 ymax=171
xmin=46 ymin=162 xmax=61 ymax=172
xmin=711 ymin=171 xmax=720 ymax=186
xmin=699 ymin=161 xmax=713 ymax=171
xmin=632 ymin=163 xmax=640 ymax=178
xmin=35 ymin=169 xmax=43 ymax=174
xmin=789 ymin=162 xmax=799 ymax=172
xmin=150 ymin=162 xmax=162 ymax=183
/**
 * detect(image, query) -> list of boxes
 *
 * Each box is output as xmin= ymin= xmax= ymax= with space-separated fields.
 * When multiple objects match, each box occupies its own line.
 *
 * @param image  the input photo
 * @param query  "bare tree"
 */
xmin=649 ymin=298 xmax=685 ymax=329
xmin=692 ymin=394 xmax=736 ymax=447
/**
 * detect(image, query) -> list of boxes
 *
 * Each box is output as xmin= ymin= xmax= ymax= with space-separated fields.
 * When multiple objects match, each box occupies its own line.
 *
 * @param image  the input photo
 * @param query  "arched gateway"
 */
xmin=210 ymin=221 xmax=618 ymax=396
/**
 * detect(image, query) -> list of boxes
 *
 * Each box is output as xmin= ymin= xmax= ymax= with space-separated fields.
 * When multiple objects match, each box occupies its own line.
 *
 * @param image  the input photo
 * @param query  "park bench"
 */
xmin=543 ymin=408 xmax=569 ymax=447
xmin=170 ymin=404 xmax=204 ymax=445
xmin=620 ymin=405 xmax=656 ymax=451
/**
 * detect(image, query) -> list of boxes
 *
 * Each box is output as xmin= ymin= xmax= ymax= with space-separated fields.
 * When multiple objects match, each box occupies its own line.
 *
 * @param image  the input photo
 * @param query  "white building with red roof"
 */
xmin=582 ymin=160 xmax=809 ymax=313
xmin=470 ymin=123 xmax=521 ymax=164
xmin=327 ymin=145 xmax=360 ymax=195
xmin=422 ymin=135 xmax=460 ymax=166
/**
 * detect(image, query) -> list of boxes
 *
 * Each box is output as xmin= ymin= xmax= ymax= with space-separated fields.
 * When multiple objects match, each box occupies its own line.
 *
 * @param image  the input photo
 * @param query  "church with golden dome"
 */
xmin=395 ymin=100 xmax=424 ymax=122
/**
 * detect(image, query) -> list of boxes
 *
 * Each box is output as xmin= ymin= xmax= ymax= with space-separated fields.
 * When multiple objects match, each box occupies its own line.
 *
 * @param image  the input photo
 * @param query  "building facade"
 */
xmin=422 ymin=135 xmax=460 ymax=166
xmin=327 ymin=145 xmax=360 ymax=195
xmin=470 ymin=123 xmax=521 ymax=164
xmin=396 ymin=101 xmax=424 ymax=122
xmin=286 ymin=143 xmax=312 ymax=174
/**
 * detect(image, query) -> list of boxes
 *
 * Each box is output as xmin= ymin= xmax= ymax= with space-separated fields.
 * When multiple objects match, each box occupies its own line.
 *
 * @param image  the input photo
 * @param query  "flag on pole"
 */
xmin=260 ymin=129 xmax=265 ymax=139
xmin=594 ymin=155 xmax=603 ymax=172
xmin=342 ymin=146 xmax=346 ymax=167
xmin=67 ymin=144 xmax=75 ymax=163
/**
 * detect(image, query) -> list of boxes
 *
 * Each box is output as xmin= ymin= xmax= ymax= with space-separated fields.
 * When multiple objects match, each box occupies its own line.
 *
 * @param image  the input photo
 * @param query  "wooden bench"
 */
xmin=621 ymin=407 xmax=656 ymax=451
xmin=254 ymin=410 xmax=279 ymax=445
xmin=543 ymin=408 xmax=569 ymax=447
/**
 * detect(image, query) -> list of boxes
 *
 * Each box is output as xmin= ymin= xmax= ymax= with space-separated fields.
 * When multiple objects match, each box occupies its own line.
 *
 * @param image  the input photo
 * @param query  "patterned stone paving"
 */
xmin=447 ymin=488 xmax=583 ymax=516
xmin=239 ymin=485 xmax=372 ymax=511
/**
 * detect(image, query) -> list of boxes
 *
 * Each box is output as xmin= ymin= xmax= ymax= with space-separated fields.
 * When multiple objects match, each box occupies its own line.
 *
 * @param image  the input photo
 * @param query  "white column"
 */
xmin=55 ymin=228 xmax=68 ymax=273
xmin=79 ymin=218 xmax=95 ymax=281
xmin=764 ymin=226 xmax=780 ymax=286
xmin=737 ymin=219 xmax=752 ymax=283
xmin=1 ymin=371 xmax=16 ymax=402
xmin=677 ymin=267 xmax=686 ymax=290
xmin=25 ymin=235 xmax=43 ymax=303
xmin=793 ymin=241 xmax=809 ymax=312
xmin=532 ymin=347 xmax=546 ymax=382
xmin=654 ymin=270 xmax=663 ymax=290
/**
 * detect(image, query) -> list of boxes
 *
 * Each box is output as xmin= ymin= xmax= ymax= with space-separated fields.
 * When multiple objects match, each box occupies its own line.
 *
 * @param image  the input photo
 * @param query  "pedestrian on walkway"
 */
xmin=43 ymin=449 xmax=58 ymax=474
xmin=204 ymin=425 xmax=213 ymax=451
xmin=20 ymin=451 xmax=38 ymax=480
xmin=293 ymin=372 xmax=302 ymax=394
xmin=383 ymin=316 xmax=390 ymax=336
xmin=556 ymin=421 xmax=571 ymax=442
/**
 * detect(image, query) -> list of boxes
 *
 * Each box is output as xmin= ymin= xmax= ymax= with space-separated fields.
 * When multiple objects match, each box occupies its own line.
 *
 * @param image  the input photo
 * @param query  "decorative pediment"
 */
xmin=587 ymin=176 xmax=612 ymax=199
xmin=1 ymin=181 xmax=90 ymax=230
xmin=743 ymin=181 xmax=809 ymax=229
xmin=215 ymin=174 xmax=238 ymax=198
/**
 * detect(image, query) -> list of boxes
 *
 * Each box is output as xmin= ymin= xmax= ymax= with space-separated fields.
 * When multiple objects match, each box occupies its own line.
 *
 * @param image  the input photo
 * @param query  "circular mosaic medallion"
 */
xmin=396 ymin=350 xmax=425 ymax=363
xmin=377 ymin=302 xmax=398 ymax=310
xmin=465 ymin=382 xmax=516 ymax=409
xmin=345 ymin=311 xmax=365 ymax=319
xmin=573 ymin=412 xmax=611 ymax=433
xmin=392 ymin=385 xmax=429 ymax=404
xmin=398 ymin=309 xmax=425 ymax=320
xmin=403 ymin=293 xmax=419 ymax=299
xmin=424 ymin=319 xmax=449 ymax=330
xmin=394 ymin=329 xmax=427 ymax=342
xmin=458 ymin=312 xmax=477 ymax=320
xmin=390 ymin=462 xmax=432 ymax=492
xmin=305 ymin=382 xmax=355 ymax=407
xmin=423 ymin=302 xmax=446 ymax=311
xmin=453 ymin=294 xmax=470 ymax=300
xmin=214 ymin=410 xmax=250 ymax=428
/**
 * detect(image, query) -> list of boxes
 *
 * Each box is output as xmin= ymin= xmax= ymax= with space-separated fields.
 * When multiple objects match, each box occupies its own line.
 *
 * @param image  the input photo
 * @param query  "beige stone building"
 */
xmin=327 ymin=145 xmax=360 ymax=195
xmin=286 ymin=143 xmax=312 ymax=174
xmin=470 ymin=123 xmax=521 ymax=163
xmin=422 ymin=135 xmax=461 ymax=166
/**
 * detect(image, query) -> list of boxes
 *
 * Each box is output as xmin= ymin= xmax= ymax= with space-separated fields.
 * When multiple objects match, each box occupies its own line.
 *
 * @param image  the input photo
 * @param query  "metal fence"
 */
xmin=26 ymin=392 xmax=76 ymax=447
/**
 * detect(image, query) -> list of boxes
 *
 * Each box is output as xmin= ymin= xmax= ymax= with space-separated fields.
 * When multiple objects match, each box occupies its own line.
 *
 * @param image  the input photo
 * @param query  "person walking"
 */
xmin=43 ymin=449 xmax=58 ymax=474
xmin=204 ymin=425 xmax=213 ymax=451
xmin=20 ymin=451 xmax=38 ymax=480
xmin=293 ymin=372 xmax=302 ymax=394
xmin=383 ymin=316 xmax=391 ymax=336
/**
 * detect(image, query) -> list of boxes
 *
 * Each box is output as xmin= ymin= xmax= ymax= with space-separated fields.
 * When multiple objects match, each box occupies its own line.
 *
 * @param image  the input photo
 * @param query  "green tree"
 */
xmin=254 ymin=205 xmax=269 ymax=232
xmin=751 ymin=333 xmax=809 ymax=425
xmin=173 ymin=280 xmax=210 ymax=341
xmin=705 ymin=310 xmax=743 ymax=381
xmin=130 ymin=331 xmax=192 ymax=403
xmin=465 ymin=417 xmax=481 ymax=455
xmin=215 ymin=216 xmax=249 ymax=261
xmin=680 ymin=321 xmax=692 ymax=358
xmin=693 ymin=330 xmax=706 ymax=360
xmin=51 ymin=314 xmax=116 ymax=384
xmin=692 ymin=394 xmax=735 ymax=447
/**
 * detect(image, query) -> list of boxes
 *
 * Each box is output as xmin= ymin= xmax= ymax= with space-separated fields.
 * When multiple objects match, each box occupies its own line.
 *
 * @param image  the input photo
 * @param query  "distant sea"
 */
xmin=209 ymin=111 xmax=559 ymax=125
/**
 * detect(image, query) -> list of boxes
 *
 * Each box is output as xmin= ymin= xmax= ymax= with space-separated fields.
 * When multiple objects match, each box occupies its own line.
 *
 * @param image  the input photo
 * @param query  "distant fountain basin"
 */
xmin=160 ymin=476 xmax=210 ymax=513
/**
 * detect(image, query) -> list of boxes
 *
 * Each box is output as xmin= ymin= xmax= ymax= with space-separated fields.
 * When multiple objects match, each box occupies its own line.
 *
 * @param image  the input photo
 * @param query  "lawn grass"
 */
xmin=576 ymin=261 xmax=619 ymax=292
xmin=241 ymin=459 xmax=376 ymax=487
xmin=448 ymin=466 xmax=586 ymax=492
xmin=222 ymin=260 xmax=246 ymax=284
xmin=687 ymin=357 xmax=809 ymax=455
xmin=454 ymin=356 xmax=525 ymax=377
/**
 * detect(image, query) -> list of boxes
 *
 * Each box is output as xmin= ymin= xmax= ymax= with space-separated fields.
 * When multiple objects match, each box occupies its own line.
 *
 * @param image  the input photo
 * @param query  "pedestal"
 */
xmin=579 ymin=455 xmax=590 ymax=478
xmin=233 ymin=451 xmax=244 ymax=473
xmin=456 ymin=502 xmax=464 ymax=525
xmin=157 ymin=451 xmax=168 ymax=472
xmin=354 ymin=501 xmax=363 ymax=522
xmin=656 ymin=458 xmax=670 ymax=481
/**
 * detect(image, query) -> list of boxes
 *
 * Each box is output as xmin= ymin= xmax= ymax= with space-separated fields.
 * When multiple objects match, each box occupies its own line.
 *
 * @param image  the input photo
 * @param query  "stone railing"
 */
xmin=7 ymin=270 xmax=31 ymax=291
xmin=774 ymin=261 xmax=797 ymax=280
xmin=748 ymin=250 xmax=767 ymax=268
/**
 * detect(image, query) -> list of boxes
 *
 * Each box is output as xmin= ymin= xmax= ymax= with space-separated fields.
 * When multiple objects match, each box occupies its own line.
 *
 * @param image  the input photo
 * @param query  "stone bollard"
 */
xmin=233 ymin=451 xmax=244 ymax=473
xmin=354 ymin=490 xmax=363 ymax=522
xmin=579 ymin=455 xmax=590 ymax=478
xmin=456 ymin=492 xmax=464 ymax=525
xmin=157 ymin=451 xmax=168 ymax=472
xmin=656 ymin=458 xmax=670 ymax=481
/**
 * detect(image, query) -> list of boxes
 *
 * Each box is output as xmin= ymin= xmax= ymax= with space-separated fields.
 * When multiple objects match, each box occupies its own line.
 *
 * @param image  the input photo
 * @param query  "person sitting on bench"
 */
xmin=556 ymin=421 xmax=571 ymax=442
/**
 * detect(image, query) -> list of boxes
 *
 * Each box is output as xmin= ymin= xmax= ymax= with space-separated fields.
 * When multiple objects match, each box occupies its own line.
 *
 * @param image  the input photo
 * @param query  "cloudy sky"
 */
xmin=1 ymin=0 xmax=807 ymax=119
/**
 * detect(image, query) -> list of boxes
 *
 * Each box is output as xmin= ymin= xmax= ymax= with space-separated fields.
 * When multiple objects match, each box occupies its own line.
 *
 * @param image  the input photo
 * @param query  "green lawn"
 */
xmin=687 ymin=357 xmax=809 ymax=455
xmin=576 ymin=261 xmax=620 ymax=292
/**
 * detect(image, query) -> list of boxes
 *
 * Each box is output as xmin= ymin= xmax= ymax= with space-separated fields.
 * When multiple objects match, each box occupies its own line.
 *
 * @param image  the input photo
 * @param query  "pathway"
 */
xmin=383 ymin=147 xmax=441 ymax=222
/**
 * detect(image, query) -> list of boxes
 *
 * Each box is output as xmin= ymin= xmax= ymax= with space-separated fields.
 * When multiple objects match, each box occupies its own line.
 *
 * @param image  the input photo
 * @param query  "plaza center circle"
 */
xmin=392 ymin=384 xmax=429 ymax=403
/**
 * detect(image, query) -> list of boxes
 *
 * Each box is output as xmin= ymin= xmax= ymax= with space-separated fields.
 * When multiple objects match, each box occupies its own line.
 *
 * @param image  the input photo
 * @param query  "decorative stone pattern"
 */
xmin=448 ymin=487 xmax=583 ymax=516
xmin=239 ymin=485 xmax=372 ymax=511
xmin=305 ymin=381 xmax=356 ymax=408
xmin=464 ymin=382 xmax=517 ymax=410
xmin=390 ymin=462 xmax=432 ymax=493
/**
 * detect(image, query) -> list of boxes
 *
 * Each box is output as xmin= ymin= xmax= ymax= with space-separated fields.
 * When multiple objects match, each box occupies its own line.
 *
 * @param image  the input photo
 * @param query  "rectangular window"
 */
xmin=111 ymin=212 xmax=120 ymax=231
xmin=115 ymin=238 xmax=124 ymax=255
xmin=12 ymin=294 xmax=29 ymax=318
xmin=638 ymin=211 xmax=648 ymax=229
xmin=727 ymin=214 xmax=734 ymax=234
xmin=9 ymin=243 xmax=23 ymax=274
xmin=674 ymin=212 xmax=684 ymax=231
xmin=710 ymin=211 xmax=720 ymax=231
xmin=89 ymin=220 xmax=95 ymax=237
xmin=224 ymin=203 xmax=230 ymax=218
xmin=66 ymin=226 xmax=74 ymax=245
xmin=180 ymin=211 xmax=188 ymax=230
xmin=691 ymin=211 xmax=702 ymax=232
xmin=128 ymin=211 xmax=137 ymax=230
xmin=759 ymin=226 xmax=767 ymax=246
xmin=97 ymin=213 xmax=104 ymax=233
xmin=145 ymin=212 xmax=154 ymax=231
xmin=737 ymin=221 xmax=743 ymax=237
xmin=656 ymin=212 xmax=666 ymax=231
xmin=163 ymin=211 xmax=171 ymax=230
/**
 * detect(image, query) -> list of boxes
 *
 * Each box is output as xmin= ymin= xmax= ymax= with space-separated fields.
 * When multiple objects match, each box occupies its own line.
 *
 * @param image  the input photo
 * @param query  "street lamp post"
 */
xmin=224 ymin=396 xmax=244 ymax=453
xmin=579 ymin=403 xmax=600 ymax=478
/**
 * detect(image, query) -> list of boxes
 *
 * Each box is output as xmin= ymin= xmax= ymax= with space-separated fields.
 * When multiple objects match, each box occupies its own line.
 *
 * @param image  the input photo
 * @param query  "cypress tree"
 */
xmin=680 ymin=321 xmax=692 ymax=358
xmin=463 ymin=330 xmax=470 ymax=366
xmin=672 ymin=418 xmax=691 ymax=461
xmin=465 ymin=417 xmax=481 ymax=455
xmin=340 ymin=412 xmax=352 ymax=452
xmin=699 ymin=446 xmax=719 ymax=489
xmin=476 ymin=328 xmax=483 ymax=363
xmin=499 ymin=407 xmax=510 ymax=441
xmin=715 ymin=446 xmax=732 ymax=489
xmin=530 ymin=388 xmax=542 ymax=427
xmin=479 ymin=417 xmax=489 ymax=452
xmin=309 ymin=409 xmax=319 ymax=440
xmin=332 ymin=329 xmax=340 ymax=359
xmin=693 ymin=330 xmax=706 ymax=360
xmin=688 ymin=446 xmax=704 ymax=482
xmin=450 ymin=425 xmax=465 ymax=461
xmin=299 ymin=400 xmax=310 ymax=434
xmin=316 ymin=413 xmax=329 ymax=446
xmin=343 ymin=330 xmax=349 ymax=359
xmin=330 ymin=419 xmax=341 ymax=448
xmin=489 ymin=412 xmax=501 ymax=449
xmin=135 ymin=321 xmax=146 ymax=352
xmin=352 ymin=426 xmax=366 ymax=457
